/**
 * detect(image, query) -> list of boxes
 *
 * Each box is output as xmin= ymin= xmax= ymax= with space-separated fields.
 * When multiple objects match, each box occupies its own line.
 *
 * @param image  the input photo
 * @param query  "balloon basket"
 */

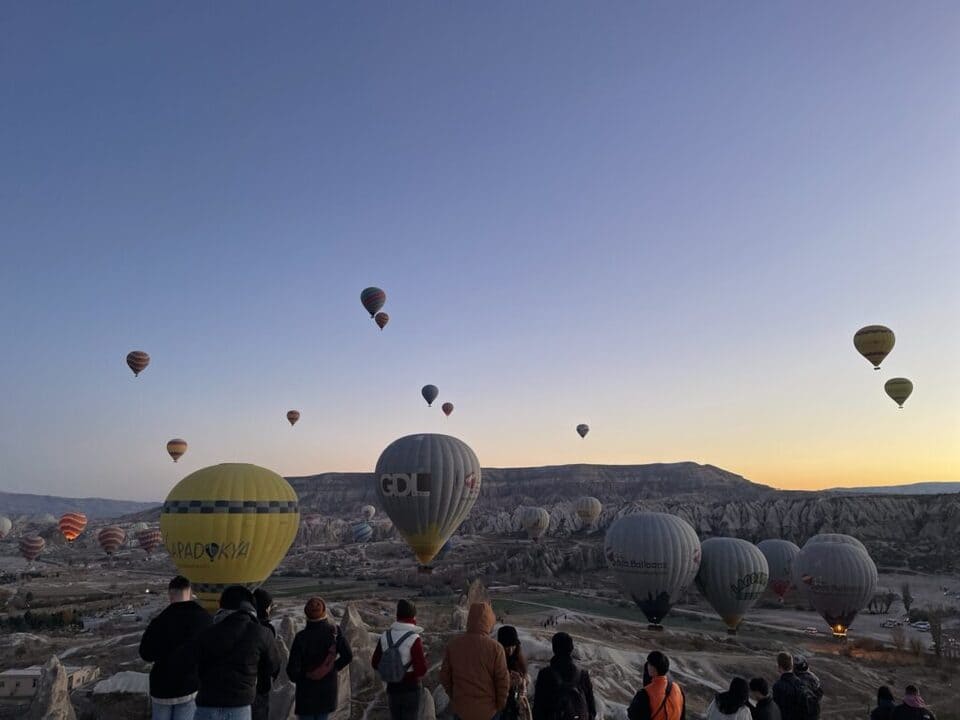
xmin=726 ymin=628 xmax=738 ymax=636
xmin=418 ymin=566 xmax=434 ymax=575
xmin=647 ymin=624 xmax=664 ymax=632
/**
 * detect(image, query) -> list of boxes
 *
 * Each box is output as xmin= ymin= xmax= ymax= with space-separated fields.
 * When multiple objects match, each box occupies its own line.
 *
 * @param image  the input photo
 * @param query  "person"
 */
xmin=792 ymin=656 xmax=822 ymax=719
xmin=705 ymin=677 xmax=752 ymax=720
xmin=372 ymin=599 xmax=428 ymax=720
xmin=627 ymin=651 xmax=685 ymax=720
xmin=286 ymin=596 xmax=354 ymax=720
xmin=870 ymin=686 xmax=896 ymax=720
xmin=194 ymin=585 xmax=281 ymax=720
xmin=772 ymin=653 xmax=805 ymax=720
xmin=892 ymin=686 xmax=937 ymax=720
xmin=498 ymin=626 xmax=532 ymax=720
xmin=531 ymin=631 xmax=595 ymax=720
xmin=252 ymin=588 xmax=279 ymax=720
xmin=748 ymin=677 xmax=781 ymax=720
xmin=439 ymin=601 xmax=509 ymax=720
xmin=138 ymin=576 xmax=213 ymax=720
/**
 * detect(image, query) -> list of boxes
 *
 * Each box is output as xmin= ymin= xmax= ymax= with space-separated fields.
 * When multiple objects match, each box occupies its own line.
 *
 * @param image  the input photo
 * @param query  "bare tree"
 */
xmin=930 ymin=607 xmax=944 ymax=658
xmin=884 ymin=592 xmax=896 ymax=614
xmin=901 ymin=582 xmax=913 ymax=614
xmin=891 ymin=625 xmax=906 ymax=652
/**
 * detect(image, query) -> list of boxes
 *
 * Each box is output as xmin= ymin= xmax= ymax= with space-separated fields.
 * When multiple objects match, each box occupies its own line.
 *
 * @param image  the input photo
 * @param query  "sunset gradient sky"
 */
xmin=2 ymin=3 xmax=957 ymax=500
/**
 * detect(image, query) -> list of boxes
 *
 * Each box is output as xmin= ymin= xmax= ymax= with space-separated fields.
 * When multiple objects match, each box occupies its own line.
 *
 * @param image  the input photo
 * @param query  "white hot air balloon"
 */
xmin=574 ymin=497 xmax=602 ymax=529
xmin=521 ymin=507 xmax=550 ymax=542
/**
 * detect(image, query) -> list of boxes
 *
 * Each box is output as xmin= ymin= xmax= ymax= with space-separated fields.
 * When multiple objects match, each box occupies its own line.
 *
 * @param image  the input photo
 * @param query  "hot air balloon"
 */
xmin=19 ymin=535 xmax=45 ymax=562
xmin=441 ymin=402 xmax=454 ymax=417
xmin=352 ymin=522 xmax=373 ymax=544
xmin=375 ymin=312 xmax=389 ymax=330
xmin=695 ymin=538 xmax=769 ymax=633
xmin=58 ymin=512 xmax=88 ymax=543
xmin=421 ymin=385 xmax=439 ymax=407
xmin=803 ymin=534 xmax=868 ymax=552
xmin=574 ymin=497 xmax=602 ymax=528
xmin=98 ymin=526 xmax=126 ymax=556
xmin=160 ymin=463 xmax=300 ymax=611
xmin=132 ymin=522 xmax=148 ymax=532
xmin=374 ymin=434 xmax=480 ymax=569
xmin=576 ymin=424 xmax=589 ymax=439
xmin=521 ymin=507 xmax=550 ymax=542
xmin=361 ymin=287 xmax=386 ymax=318
xmin=303 ymin=513 xmax=323 ymax=527
xmin=126 ymin=350 xmax=150 ymax=377
xmin=0 ymin=516 xmax=11 ymax=539
xmin=286 ymin=410 xmax=300 ymax=426
xmin=884 ymin=378 xmax=913 ymax=408
xmin=794 ymin=535 xmax=878 ymax=638
xmin=757 ymin=539 xmax=801 ymax=602
xmin=605 ymin=512 xmax=702 ymax=629
xmin=136 ymin=527 xmax=164 ymax=555
xmin=360 ymin=505 xmax=376 ymax=521
xmin=854 ymin=325 xmax=895 ymax=370
xmin=167 ymin=439 xmax=188 ymax=463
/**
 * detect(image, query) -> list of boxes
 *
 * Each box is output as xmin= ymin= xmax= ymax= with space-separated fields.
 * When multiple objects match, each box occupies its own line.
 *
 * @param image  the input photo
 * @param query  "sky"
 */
xmin=1 ymin=2 xmax=958 ymax=501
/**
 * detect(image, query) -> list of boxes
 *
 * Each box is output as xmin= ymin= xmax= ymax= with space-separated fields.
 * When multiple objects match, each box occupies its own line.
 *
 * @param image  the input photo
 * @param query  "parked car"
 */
xmin=804 ymin=627 xmax=819 ymax=636
xmin=912 ymin=621 xmax=931 ymax=631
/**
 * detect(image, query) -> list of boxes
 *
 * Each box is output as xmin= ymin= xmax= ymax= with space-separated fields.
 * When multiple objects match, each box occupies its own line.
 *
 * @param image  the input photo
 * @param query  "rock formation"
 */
xmin=28 ymin=656 xmax=76 ymax=720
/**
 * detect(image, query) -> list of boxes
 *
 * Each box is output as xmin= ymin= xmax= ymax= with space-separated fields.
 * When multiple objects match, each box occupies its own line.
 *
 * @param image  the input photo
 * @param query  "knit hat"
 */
xmin=397 ymin=599 xmax=416 ymax=620
xmin=497 ymin=626 xmax=520 ymax=647
xmin=551 ymin=631 xmax=574 ymax=657
xmin=793 ymin=655 xmax=809 ymax=673
xmin=304 ymin=597 xmax=327 ymax=621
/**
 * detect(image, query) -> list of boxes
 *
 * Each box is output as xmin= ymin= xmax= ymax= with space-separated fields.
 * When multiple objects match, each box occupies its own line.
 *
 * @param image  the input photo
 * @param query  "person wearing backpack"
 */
xmin=531 ymin=632 xmax=596 ymax=720
xmin=627 ymin=651 xmax=685 ymax=720
xmin=439 ymin=602 xmax=509 ymax=720
xmin=372 ymin=599 xmax=428 ymax=720
xmin=286 ymin=596 xmax=353 ymax=720
xmin=792 ymin=657 xmax=822 ymax=720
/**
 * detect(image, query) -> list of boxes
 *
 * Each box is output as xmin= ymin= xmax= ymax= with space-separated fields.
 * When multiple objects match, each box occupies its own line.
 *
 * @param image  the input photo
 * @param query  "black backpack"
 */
xmin=552 ymin=669 xmax=589 ymax=720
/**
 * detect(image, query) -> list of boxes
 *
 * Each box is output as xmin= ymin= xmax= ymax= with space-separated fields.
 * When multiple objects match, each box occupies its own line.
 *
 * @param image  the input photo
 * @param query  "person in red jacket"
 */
xmin=372 ymin=599 xmax=428 ymax=720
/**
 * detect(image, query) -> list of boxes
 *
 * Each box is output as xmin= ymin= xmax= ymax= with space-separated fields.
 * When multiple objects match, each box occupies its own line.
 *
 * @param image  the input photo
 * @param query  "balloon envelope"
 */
xmin=695 ymin=538 xmax=769 ymax=631
xmin=126 ymin=350 xmax=150 ymax=376
xmin=441 ymin=402 xmax=454 ymax=417
xmin=286 ymin=410 xmax=300 ymax=426
xmin=352 ymin=522 xmax=373 ymax=544
xmin=160 ymin=463 xmax=300 ymax=611
xmin=605 ymin=512 xmax=702 ymax=626
xmin=98 ymin=526 xmax=126 ymax=556
xmin=0 ymin=516 xmax=12 ymax=539
xmin=167 ymin=439 xmax=188 ymax=463
xmin=59 ymin=512 xmax=88 ymax=543
xmin=803 ymin=533 xmax=867 ymax=552
xmin=374 ymin=312 xmax=389 ymax=330
xmin=757 ymin=539 xmax=801 ymax=601
xmin=19 ymin=535 xmax=45 ymax=562
xmin=576 ymin=424 xmax=589 ymax=438
xmin=794 ymin=537 xmax=877 ymax=637
xmin=361 ymin=287 xmax=386 ymax=317
xmin=854 ymin=325 xmax=895 ymax=369
xmin=360 ymin=505 xmax=376 ymax=521
xmin=521 ymin=507 xmax=550 ymax=541
xmin=374 ymin=434 xmax=481 ymax=566
xmin=137 ymin=528 xmax=164 ymax=555
xmin=575 ymin=497 xmax=602 ymax=526
xmin=884 ymin=378 xmax=913 ymax=408
xmin=421 ymin=385 xmax=439 ymax=406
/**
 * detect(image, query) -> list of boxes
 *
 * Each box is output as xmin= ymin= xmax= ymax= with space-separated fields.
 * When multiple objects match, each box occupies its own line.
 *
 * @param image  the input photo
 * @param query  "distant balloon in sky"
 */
xmin=853 ymin=325 xmax=895 ymax=370
xmin=521 ymin=507 xmax=550 ymax=542
xmin=361 ymin=287 xmax=386 ymax=318
xmin=884 ymin=378 xmax=913 ymax=409
xmin=98 ymin=526 xmax=126 ymax=556
xmin=136 ymin=527 xmax=164 ymax=555
xmin=757 ymin=539 xmax=801 ymax=602
xmin=360 ymin=505 xmax=376 ymax=521
xmin=576 ymin=424 xmax=590 ymax=439
xmin=574 ymin=496 xmax=602 ymax=527
xmin=160 ymin=463 xmax=300 ymax=611
xmin=695 ymin=537 xmax=769 ymax=633
xmin=167 ymin=439 xmax=188 ymax=463
xmin=374 ymin=312 xmax=389 ymax=330
xmin=441 ymin=402 xmax=454 ymax=417
xmin=374 ymin=434 xmax=481 ymax=568
xmin=58 ymin=512 xmax=88 ymax=543
xmin=605 ymin=512 xmax=702 ymax=628
xmin=0 ymin=516 xmax=12 ymax=539
xmin=126 ymin=350 xmax=150 ymax=377
xmin=421 ymin=385 xmax=439 ymax=407
xmin=19 ymin=535 xmax=45 ymax=562
xmin=286 ymin=410 xmax=300 ymax=426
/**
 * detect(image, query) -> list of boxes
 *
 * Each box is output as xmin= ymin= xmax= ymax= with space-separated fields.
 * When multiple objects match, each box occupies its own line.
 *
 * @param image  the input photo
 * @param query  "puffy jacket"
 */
xmin=892 ymin=705 xmax=937 ymax=720
xmin=286 ymin=619 xmax=353 ymax=715
xmin=439 ymin=603 xmax=509 ymax=720
xmin=138 ymin=600 xmax=213 ymax=700
xmin=772 ymin=673 xmax=805 ymax=720
xmin=372 ymin=621 xmax=428 ymax=692
xmin=628 ymin=676 xmax=686 ymax=720
xmin=705 ymin=698 xmax=752 ymax=720
xmin=195 ymin=607 xmax=281 ymax=708
xmin=532 ymin=656 xmax=596 ymax=720
xmin=751 ymin=696 xmax=782 ymax=720
xmin=256 ymin=619 xmax=279 ymax=696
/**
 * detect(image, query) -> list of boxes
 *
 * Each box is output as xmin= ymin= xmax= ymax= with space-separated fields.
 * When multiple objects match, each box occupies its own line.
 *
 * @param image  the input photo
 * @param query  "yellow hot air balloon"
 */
xmin=167 ymin=439 xmax=188 ymax=463
xmin=884 ymin=378 xmax=913 ymax=408
xmin=853 ymin=325 xmax=895 ymax=370
xmin=159 ymin=463 xmax=299 ymax=611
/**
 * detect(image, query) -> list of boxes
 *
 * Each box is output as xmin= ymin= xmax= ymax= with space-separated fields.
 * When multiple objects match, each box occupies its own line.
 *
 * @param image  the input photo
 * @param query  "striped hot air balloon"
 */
xmin=167 ymin=439 xmax=188 ymax=463
xmin=98 ymin=526 xmax=126 ymax=556
xmin=58 ymin=512 xmax=88 ymax=543
xmin=136 ymin=528 xmax=164 ymax=555
xmin=757 ymin=539 xmax=801 ymax=602
xmin=884 ymin=378 xmax=913 ymax=408
xmin=853 ymin=325 xmax=895 ymax=370
xmin=126 ymin=350 xmax=151 ymax=376
xmin=521 ymin=507 xmax=550 ymax=542
xmin=374 ymin=312 xmax=389 ymax=330
xmin=352 ymin=522 xmax=373 ymax=544
xmin=19 ymin=535 xmax=45 ymax=562
xmin=361 ymin=287 xmax=386 ymax=317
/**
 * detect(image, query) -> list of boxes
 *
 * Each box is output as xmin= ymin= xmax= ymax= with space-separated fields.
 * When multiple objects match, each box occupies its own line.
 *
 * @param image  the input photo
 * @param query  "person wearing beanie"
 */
xmin=439 ymin=602 xmax=509 ymax=720
xmin=893 ymin=685 xmax=937 ymax=720
xmin=252 ymin=588 xmax=278 ymax=720
xmin=627 ymin=651 xmax=685 ymax=720
xmin=532 ymin=632 xmax=596 ymax=720
xmin=372 ymin=599 xmax=429 ymax=720
xmin=193 ymin=585 xmax=281 ymax=720
xmin=497 ymin=626 xmax=531 ymax=720
xmin=287 ymin=596 xmax=353 ymax=719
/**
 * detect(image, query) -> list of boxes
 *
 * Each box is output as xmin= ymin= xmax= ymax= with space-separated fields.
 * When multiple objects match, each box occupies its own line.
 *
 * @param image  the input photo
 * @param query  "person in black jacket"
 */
xmin=194 ymin=585 xmax=281 ymax=720
xmin=772 ymin=653 xmax=805 ymax=720
xmin=870 ymin=686 xmax=896 ymax=720
xmin=286 ymin=596 xmax=353 ymax=720
xmin=532 ymin=632 xmax=596 ymax=720
xmin=139 ymin=576 xmax=213 ymax=720
xmin=749 ymin=677 xmax=781 ymax=720
xmin=252 ymin=588 xmax=279 ymax=720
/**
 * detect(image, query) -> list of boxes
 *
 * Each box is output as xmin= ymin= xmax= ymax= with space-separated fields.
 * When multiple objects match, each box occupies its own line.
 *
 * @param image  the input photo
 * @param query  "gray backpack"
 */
xmin=378 ymin=630 xmax=415 ymax=683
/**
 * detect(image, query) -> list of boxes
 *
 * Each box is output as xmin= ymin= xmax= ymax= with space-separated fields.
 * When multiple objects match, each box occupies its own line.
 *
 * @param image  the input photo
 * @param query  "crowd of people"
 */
xmin=138 ymin=576 xmax=938 ymax=720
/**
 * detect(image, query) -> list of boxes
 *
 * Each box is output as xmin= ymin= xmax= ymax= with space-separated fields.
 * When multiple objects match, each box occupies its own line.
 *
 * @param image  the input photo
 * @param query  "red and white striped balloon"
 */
xmin=19 ymin=535 xmax=46 ymax=562
xmin=98 ymin=526 xmax=126 ymax=556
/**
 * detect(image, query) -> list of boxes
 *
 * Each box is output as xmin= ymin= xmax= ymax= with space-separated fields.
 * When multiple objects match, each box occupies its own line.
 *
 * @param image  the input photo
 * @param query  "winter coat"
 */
xmin=772 ymin=672 xmax=806 ymax=720
xmin=256 ymin=619 xmax=278 ymax=696
xmin=705 ymin=698 xmax=752 ymax=720
xmin=195 ymin=606 xmax=281 ymax=708
xmin=532 ymin=656 xmax=596 ymax=720
xmin=892 ymin=704 xmax=937 ymax=720
xmin=751 ymin=696 xmax=782 ymax=720
xmin=286 ymin=619 xmax=353 ymax=715
xmin=138 ymin=600 xmax=213 ymax=700
xmin=870 ymin=700 xmax=896 ymax=720
xmin=372 ymin=621 xmax=428 ymax=692
xmin=439 ymin=603 xmax=510 ymax=720
xmin=627 ymin=676 xmax=686 ymax=720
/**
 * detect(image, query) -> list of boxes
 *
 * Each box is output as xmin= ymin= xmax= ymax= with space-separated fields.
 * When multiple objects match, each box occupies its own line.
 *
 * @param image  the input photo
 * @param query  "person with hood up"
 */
xmin=870 ymin=686 xmax=896 ymax=720
xmin=627 ymin=651 xmax=685 ymax=720
xmin=372 ymin=599 xmax=428 ymax=720
xmin=792 ymin=656 xmax=822 ymax=719
xmin=286 ymin=596 xmax=353 ymax=720
xmin=705 ymin=677 xmax=752 ymax=720
xmin=748 ymin=678 xmax=780 ymax=720
xmin=531 ymin=632 xmax=596 ymax=720
xmin=497 ymin=626 xmax=532 ymax=720
xmin=138 ymin=576 xmax=213 ymax=720
xmin=892 ymin=685 xmax=937 ymax=720
xmin=439 ymin=601 xmax=509 ymax=720
xmin=194 ymin=585 xmax=281 ymax=720
xmin=252 ymin=588 xmax=279 ymax=720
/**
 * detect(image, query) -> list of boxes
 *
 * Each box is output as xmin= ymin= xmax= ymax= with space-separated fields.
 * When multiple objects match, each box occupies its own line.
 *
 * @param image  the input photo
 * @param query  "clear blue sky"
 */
xmin=2 ymin=2 xmax=958 ymax=501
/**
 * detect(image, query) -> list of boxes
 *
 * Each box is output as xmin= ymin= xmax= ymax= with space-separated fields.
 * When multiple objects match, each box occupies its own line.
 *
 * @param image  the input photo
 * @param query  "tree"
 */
xmin=930 ymin=607 xmax=945 ymax=658
xmin=901 ymin=582 xmax=913 ymax=614
xmin=891 ymin=625 xmax=906 ymax=652
xmin=884 ymin=592 xmax=896 ymax=614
